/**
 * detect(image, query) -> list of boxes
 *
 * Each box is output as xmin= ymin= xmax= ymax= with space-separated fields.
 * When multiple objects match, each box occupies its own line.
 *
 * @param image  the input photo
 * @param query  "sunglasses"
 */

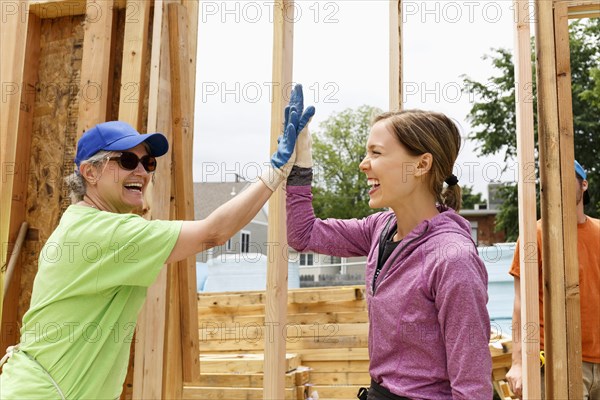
xmin=108 ymin=152 xmax=157 ymax=172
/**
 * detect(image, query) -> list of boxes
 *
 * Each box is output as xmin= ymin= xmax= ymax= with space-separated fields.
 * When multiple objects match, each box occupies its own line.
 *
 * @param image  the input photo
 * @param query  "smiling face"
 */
xmin=81 ymin=143 xmax=152 ymax=213
xmin=359 ymin=120 xmax=430 ymax=210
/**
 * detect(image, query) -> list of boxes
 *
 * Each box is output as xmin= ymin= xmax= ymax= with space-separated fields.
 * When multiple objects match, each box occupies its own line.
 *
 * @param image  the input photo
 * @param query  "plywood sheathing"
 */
xmin=18 ymin=15 xmax=86 ymax=323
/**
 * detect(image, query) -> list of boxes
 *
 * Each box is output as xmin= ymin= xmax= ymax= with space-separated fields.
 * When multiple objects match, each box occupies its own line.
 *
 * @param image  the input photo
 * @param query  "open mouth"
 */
xmin=368 ymin=178 xmax=380 ymax=194
xmin=124 ymin=182 xmax=143 ymax=193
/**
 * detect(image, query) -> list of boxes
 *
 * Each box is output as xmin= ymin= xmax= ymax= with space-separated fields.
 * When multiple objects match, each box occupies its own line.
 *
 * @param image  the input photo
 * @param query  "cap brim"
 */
xmin=104 ymin=132 xmax=169 ymax=157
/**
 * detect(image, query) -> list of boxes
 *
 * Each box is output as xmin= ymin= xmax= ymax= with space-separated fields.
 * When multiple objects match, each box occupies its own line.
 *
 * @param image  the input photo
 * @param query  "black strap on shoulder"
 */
xmin=373 ymin=214 xmax=395 ymax=293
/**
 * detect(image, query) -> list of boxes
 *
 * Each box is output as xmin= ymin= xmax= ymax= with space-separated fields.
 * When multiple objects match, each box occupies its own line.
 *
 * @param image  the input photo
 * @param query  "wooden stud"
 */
xmin=77 ymin=0 xmax=114 ymax=136
xmin=389 ymin=0 xmax=402 ymax=111
xmin=118 ymin=0 xmax=151 ymax=128
xmin=512 ymin=0 xmax=541 ymax=397
xmin=553 ymin=3 xmax=583 ymax=397
xmin=0 ymin=0 xmax=31 ymax=321
xmin=534 ymin=0 xmax=581 ymax=397
xmin=133 ymin=0 xmax=175 ymax=398
xmin=168 ymin=1 xmax=201 ymax=385
xmin=264 ymin=2 xmax=294 ymax=398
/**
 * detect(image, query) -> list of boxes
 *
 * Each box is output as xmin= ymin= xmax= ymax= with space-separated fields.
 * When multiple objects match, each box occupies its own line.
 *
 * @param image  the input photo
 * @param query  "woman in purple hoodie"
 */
xmin=286 ymin=110 xmax=492 ymax=399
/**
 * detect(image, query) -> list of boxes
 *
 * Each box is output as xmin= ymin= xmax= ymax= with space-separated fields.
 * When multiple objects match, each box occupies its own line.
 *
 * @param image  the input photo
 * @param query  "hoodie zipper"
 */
xmin=372 ymin=223 xmax=430 ymax=295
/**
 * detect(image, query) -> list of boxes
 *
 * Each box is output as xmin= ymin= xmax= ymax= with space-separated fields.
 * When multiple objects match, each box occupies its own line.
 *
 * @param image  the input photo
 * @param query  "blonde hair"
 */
xmin=372 ymin=110 xmax=462 ymax=212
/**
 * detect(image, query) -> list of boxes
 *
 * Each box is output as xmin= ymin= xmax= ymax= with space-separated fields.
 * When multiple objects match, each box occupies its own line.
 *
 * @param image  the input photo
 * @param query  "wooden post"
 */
xmin=512 ymin=1 xmax=541 ymax=397
xmin=264 ymin=1 xmax=294 ymax=399
xmin=118 ymin=0 xmax=151 ymax=128
xmin=168 ymin=1 xmax=201 ymax=385
xmin=0 ymin=2 xmax=37 ymax=329
xmin=133 ymin=0 xmax=175 ymax=398
xmin=77 ymin=0 xmax=113 ymax=135
xmin=553 ymin=3 xmax=583 ymax=397
xmin=534 ymin=0 xmax=582 ymax=398
xmin=389 ymin=0 xmax=402 ymax=111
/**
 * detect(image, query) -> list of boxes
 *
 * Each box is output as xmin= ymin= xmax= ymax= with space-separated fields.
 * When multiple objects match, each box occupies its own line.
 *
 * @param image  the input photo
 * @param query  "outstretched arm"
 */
xmin=166 ymin=85 xmax=315 ymax=264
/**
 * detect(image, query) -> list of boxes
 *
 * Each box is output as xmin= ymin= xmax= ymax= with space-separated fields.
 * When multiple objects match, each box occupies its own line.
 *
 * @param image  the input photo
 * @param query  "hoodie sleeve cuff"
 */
xmin=287 ymin=166 xmax=313 ymax=186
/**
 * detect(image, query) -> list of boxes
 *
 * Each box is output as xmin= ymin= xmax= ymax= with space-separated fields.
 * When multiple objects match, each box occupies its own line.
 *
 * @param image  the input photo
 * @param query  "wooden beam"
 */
xmin=168 ymin=1 xmax=201 ymax=385
xmin=567 ymin=5 xmax=600 ymax=19
xmin=0 ymin=0 xmax=29 ymax=320
xmin=133 ymin=0 xmax=174 ymax=398
xmin=28 ymin=0 xmax=127 ymax=18
xmin=0 ymin=11 xmax=41 ymax=349
xmin=264 ymin=1 xmax=294 ymax=399
xmin=534 ymin=0 xmax=582 ymax=397
xmin=77 ymin=0 xmax=114 ymax=136
xmin=553 ymin=3 xmax=583 ymax=397
xmin=389 ymin=0 xmax=402 ymax=111
xmin=118 ymin=0 xmax=151 ymax=128
xmin=558 ymin=0 xmax=600 ymax=18
xmin=512 ymin=1 xmax=541 ymax=397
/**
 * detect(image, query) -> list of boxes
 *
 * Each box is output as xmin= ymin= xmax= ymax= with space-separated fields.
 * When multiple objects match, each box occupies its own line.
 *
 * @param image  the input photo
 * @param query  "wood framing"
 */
xmin=389 ymin=0 xmax=402 ymax=111
xmin=534 ymin=0 xmax=583 ymax=398
xmin=512 ymin=0 xmax=541 ymax=397
xmin=553 ymin=3 xmax=583 ymax=397
xmin=0 ymin=1 xmax=30 ymax=311
xmin=133 ymin=0 xmax=174 ymax=398
xmin=0 ymin=9 xmax=41 ymax=348
xmin=118 ymin=0 xmax=151 ymax=128
xmin=77 ymin=0 xmax=114 ymax=135
xmin=264 ymin=1 xmax=294 ymax=398
xmin=168 ymin=1 xmax=201 ymax=385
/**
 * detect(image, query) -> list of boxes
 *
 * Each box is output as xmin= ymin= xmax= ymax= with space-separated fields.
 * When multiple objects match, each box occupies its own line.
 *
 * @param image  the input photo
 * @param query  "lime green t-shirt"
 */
xmin=0 ymin=205 xmax=182 ymax=399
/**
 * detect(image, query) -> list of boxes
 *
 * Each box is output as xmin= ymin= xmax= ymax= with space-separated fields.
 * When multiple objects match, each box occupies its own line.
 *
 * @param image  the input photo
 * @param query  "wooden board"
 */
xmin=553 ymin=3 xmax=583 ymax=397
xmin=0 ymin=1 xmax=29 ymax=308
xmin=199 ymin=353 xmax=301 ymax=374
xmin=168 ymin=1 xmax=201 ymax=385
xmin=196 ymin=369 xmax=308 ymax=388
xmin=198 ymin=286 xmax=364 ymax=308
xmin=309 ymin=372 xmax=371 ymax=385
xmin=512 ymin=0 xmax=541 ymax=397
xmin=389 ymin=0 xmax=402 ymax=111
xmin=118 ymin=0 xmax=150 ymax=128
xmin=198 ymin=310 xmax=369 ymax=325
xmin=0 ymin=12 xmax=40 ymax=350
xmin=77 ymin=0 xmax=113 ymax=135
xmin=182 ymin=386 xmax=298 ymax=400
xmin=265 ymin=2 xmax=294 ymax=394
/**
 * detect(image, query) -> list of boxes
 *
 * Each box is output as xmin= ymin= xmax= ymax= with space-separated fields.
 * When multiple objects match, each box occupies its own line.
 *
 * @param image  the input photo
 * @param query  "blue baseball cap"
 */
xmin=575 ymin=160 xmax=590 ymax=205
xmin=74 ymin=121 xmax=169 ymax=168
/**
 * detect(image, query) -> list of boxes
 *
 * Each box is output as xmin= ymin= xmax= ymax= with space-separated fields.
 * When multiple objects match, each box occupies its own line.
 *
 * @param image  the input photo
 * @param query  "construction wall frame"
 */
xmin=2 ymin=0 xmax=599 ymax=398
xmin=0 ymin=0 xmax=200 ymax=398
xmin=516 ymin=0 xmax=598 ymax=397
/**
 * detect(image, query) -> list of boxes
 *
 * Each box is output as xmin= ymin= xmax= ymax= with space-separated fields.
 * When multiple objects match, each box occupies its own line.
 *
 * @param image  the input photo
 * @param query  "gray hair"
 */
xmin=64 ymin=150 xmax=115 ymax=203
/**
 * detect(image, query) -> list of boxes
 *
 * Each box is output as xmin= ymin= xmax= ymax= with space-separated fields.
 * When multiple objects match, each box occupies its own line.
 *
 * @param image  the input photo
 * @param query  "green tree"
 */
xmin=312 ymin=106 xmax=382 ymax=219
xmin=462 ymin=19 xmax=600 ymax=241
xmin=461 ymin=186 xmax=485 ymax=210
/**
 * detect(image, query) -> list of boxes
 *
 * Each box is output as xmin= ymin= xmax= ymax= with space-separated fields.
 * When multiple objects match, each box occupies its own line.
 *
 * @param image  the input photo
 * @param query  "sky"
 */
xmin=193 ymin=0 xmax=522 ymax=200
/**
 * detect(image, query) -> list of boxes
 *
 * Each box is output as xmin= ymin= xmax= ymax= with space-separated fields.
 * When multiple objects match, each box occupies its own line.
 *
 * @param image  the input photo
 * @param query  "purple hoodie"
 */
xmin=287 ymin=185 xmax=492 ymax=400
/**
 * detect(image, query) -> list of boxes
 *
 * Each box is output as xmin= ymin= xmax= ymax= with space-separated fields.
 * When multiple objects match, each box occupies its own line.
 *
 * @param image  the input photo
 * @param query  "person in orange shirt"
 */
xmin=506 ymin=160 xmax=600 ymax=399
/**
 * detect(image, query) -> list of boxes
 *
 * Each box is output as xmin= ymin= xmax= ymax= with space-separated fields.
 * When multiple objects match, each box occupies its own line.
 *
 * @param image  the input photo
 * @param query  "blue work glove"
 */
xmin=260 ymin=84 xmax=315 ymax=191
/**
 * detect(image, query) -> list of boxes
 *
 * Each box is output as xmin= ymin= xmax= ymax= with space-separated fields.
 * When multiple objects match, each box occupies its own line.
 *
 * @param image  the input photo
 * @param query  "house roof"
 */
xmin=193 ymin=182 xmax=268 ymax=223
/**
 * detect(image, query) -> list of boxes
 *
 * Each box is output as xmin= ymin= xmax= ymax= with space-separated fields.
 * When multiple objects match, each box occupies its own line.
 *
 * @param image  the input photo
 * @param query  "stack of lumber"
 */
xmin=195 ymin=286 xmax=370 ymax=400
xmin=194 ymin=285 xmax=513 ymax=399
xmin=183 ymin=354 xmax=309 ymax=399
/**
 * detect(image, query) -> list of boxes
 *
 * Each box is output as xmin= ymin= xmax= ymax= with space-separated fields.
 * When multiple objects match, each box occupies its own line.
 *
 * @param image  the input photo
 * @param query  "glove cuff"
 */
xmin=287 ymin=166 xmax=313 ymax=186
xmin=259 ymin=164 xmax=286 ymax=192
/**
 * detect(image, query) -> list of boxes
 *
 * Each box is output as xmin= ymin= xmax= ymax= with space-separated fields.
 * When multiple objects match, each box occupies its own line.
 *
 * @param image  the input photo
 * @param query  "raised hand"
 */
xmin=260 ymin=84 xmax=315 ymax=191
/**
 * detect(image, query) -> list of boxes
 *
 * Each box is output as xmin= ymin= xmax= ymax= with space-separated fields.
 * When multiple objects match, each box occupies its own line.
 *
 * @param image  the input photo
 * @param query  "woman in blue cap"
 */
xmin=0 ymin=86 xmax=314 ymax=400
